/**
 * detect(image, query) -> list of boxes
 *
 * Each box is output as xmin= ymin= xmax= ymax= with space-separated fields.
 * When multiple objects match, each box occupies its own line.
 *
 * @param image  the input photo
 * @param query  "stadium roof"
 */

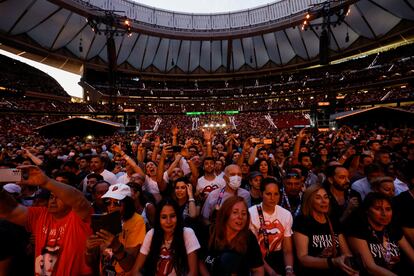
xmin=0 ymin=0 xmax=413 ymax=78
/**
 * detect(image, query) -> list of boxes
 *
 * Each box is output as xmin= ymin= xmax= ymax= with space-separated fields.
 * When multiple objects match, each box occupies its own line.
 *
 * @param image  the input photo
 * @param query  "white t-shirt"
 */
xmin=196 ymin=176 xmax=226 ymax=195
xmin=81 ymin=169 xmax=118 ymax=193
xmin=249 ymin=203 xmax=293 ymax=255
xmin=144 ymin=175 xmax=160 ymax=194
xmin=117 ymin=173 xmax=130 ymax=184
xmin=101 ymin=169 xmax=118 ymax=185
xmin=162 ymin=158 xmax=192 ymax=184
xmin=140 ymin=227 xmax=200 ymax=276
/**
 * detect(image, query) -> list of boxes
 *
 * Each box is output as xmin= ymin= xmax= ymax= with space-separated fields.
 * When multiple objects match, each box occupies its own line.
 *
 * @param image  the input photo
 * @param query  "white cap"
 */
xmin=101 ymin=183 xmax=131 ymax=200
xmin=3 ymin=183 xmax=21 ymax=194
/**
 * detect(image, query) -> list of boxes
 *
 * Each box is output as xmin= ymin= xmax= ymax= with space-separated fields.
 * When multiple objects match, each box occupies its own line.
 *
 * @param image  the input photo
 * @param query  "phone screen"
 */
xmin=0 ymin=168 xmax=22 ymax=183
xmin=171 ymin=146 xmax=182 ymax=152
xmin=91 ymin=211 xmax=122 ymax=235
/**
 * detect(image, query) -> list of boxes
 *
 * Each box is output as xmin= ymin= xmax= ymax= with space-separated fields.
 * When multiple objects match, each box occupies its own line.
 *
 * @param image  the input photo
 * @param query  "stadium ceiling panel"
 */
xmin=176 ymin=40 xmax=190 ymax=72
xmin=0 ymin=0 xmax=413 ymax=77
xmin=210 ymin=40 xmax=223 ymax=72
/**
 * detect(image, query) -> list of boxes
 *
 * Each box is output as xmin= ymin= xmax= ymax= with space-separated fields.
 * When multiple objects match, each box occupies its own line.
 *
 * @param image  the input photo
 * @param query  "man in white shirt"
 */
xmin=82 ymin=156 xmax=117 ymax=192
xmin=196 ymin=157 xmax=226 ymax=200
xmin=351 ymin=163 xmax=384 ymax=200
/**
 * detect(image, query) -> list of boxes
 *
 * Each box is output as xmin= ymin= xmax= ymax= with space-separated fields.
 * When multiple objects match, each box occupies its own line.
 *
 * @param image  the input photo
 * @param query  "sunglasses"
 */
xmin=285 ymin=173 xmax=301 ymax=179
xmin=104 ymin=199 xmax=122 ymax=207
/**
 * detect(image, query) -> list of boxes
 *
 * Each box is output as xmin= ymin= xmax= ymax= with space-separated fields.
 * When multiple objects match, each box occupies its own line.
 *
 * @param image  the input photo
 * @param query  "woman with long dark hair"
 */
xmin=171 ymin=177 xmax=199 ymax=221
xmin=345 ymin=192 xmax=414 ymax=275
xmin=131 ymin=199 xmax=200 ymax=276
xmin=203 ymin=196 xmax=264 ymax=275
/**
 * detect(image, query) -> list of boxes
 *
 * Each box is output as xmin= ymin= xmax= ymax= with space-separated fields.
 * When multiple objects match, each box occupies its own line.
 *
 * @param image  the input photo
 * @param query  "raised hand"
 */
xmin=171 ymin=125 xmax=179 ymax=136
xmin=17 ymin=165 xmax=49 ymax=187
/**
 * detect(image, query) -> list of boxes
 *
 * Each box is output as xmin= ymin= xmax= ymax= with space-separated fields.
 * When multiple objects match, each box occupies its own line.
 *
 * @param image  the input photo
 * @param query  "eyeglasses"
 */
xmin=104 ymin=199 xmax=122 ymax=207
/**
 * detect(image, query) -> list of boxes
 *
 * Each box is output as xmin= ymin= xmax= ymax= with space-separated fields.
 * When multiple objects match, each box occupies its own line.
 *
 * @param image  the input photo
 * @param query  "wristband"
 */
xmin=188 ymin=198 xmax=195 ymax=202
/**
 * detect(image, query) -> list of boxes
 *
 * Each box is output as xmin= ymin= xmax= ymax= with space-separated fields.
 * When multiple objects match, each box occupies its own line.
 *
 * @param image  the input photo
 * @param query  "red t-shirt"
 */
xmin=26 ymin=207 xmax=92 ymax=276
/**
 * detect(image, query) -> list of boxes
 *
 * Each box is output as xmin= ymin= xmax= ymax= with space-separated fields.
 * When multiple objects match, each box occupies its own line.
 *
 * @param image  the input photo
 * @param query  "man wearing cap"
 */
xmin=249 ymin=171 xmax=263 ymax=205
xmin=2 ymin=183 xmax=21 ymax=200
xmin=0 ymin=165 xmax=92 ymax=275
xmin=86 ymin=183 xmax=146 ymax=275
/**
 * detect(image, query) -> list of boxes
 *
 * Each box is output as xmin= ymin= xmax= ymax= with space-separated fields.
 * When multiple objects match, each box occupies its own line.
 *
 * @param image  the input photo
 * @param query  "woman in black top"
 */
xmin=293 ymin=184 xmax=358 ymax=276
xmin=346 ymin=192 xmax=414 ymax=276
xmin=202 ymin=196 xmax=264 ymax=276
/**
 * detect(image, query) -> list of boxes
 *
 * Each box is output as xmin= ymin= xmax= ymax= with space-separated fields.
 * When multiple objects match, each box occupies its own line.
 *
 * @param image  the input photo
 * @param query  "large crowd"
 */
xmin=1 ymin=30 xmax=414 ymax=276
xmin=1 ymin=121 xmax=414 ymax=276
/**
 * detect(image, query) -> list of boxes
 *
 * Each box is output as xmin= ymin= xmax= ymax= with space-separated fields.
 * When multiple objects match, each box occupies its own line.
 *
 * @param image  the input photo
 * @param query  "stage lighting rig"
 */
xmin=86 ymin=10 xmax=133 ymax=38
xmin=299 ymin=0 xmax=351 ymax=65
xmin=85 ymin=9 xmax=134 ymax=118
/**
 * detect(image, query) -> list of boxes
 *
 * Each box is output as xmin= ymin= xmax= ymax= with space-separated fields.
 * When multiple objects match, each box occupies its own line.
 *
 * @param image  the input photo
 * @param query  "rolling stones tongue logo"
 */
xmin=156 ymin=246 xmax=173 ymax=276
xmin=258 ymin=219 xmax=285 ymax=257
xmin=201 ymin=185 xmax=219 ymax=195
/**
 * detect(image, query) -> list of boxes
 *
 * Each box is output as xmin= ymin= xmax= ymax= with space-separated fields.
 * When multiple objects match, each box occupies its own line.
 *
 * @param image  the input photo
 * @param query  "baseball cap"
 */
xmin=249 ymin=171 xmax=263 ymax=179
xmin=102 ymin=184 xmax=131 ymax=200
xmin=3 ymin=183 xmax=21 ymax=194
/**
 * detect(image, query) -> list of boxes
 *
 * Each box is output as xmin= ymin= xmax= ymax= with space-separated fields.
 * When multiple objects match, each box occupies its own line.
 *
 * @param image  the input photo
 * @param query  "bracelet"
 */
xmin=285 ymin=266 xmax=294 ymax=273
xmin=327 ymin=257 xmax=334 ymax=269
xmin=188 ymin=198 xmax=195 ymax=202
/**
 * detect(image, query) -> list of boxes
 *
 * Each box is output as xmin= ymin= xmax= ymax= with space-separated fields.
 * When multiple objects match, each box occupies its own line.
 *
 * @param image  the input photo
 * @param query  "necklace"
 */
xmin=370 ymin=226 xmax=392 ymax=264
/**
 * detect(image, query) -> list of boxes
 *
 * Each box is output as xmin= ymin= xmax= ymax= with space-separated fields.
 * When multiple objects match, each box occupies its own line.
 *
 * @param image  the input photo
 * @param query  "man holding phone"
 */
xmin=0 ymin=165 xmax=92 ymax=275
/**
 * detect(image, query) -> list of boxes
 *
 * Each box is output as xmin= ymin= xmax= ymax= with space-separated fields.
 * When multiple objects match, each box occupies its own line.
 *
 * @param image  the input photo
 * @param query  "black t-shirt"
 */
xmin=392 ymin=190 xmax=414 ymax=228
xmin=204 ymin=230 xmax=263 ymax=276
xmin=345 ymin=213 xmax=403 ymax=275
xmin=292 ymin=214 xmax=342 ymax=276
xmin=250 ymin=194 xmax=263 ymax=206
xmin=323 ymin=182 xmax=361 ymax=225
xmin=293 ymin=214 xmax=341 ymax=258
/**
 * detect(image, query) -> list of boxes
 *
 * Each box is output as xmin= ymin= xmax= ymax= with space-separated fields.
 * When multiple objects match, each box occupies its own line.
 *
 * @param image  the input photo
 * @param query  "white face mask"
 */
xmin=228 ymin=175 xmax=242 ymax=190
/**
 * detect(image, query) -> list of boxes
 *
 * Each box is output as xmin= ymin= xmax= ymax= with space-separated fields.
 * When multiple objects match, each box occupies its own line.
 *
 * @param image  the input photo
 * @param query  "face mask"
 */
xmin=228 ymin=175 xmax=242 ymax=190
